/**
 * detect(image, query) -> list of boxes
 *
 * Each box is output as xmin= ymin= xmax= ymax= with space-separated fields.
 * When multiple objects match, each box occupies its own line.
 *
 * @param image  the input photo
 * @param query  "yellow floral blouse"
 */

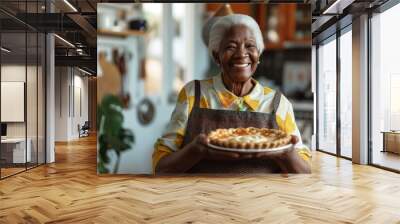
xmin=152 ymin=74 xmax=312 ymax=171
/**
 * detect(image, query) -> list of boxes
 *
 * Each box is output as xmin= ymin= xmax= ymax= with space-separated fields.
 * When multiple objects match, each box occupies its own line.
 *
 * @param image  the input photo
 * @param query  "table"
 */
xmin=381 ymin=131 xmax=400 ymax=154
xmin=1 ymin=138 xmax=31 ymax=164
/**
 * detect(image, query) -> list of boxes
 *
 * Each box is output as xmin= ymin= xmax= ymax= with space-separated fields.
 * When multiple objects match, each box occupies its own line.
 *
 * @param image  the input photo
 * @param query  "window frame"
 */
xmin=367 ymin=0 xmax=400 ymax=173
xmin=315 ymin=20 xmax=353 ymax=161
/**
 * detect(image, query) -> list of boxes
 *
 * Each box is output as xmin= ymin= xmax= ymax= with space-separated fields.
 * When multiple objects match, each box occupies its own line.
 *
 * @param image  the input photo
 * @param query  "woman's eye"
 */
xmin=226 ymin=46 xmax=235 ymax=50
xmin=246 ymin=44 xmax=256 ymax=48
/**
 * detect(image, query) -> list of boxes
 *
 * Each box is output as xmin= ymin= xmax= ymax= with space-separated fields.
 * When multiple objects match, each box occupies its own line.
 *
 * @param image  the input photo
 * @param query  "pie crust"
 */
xmin=208 ymin=127 xmax=292 ymax=149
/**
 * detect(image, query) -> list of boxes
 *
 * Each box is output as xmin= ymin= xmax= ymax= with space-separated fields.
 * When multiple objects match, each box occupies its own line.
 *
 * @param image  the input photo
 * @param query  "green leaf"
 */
xmin=97 ymin=94 xmax=134 ymax=172
xmin=98 ymin=161 xmax=109 ymax=173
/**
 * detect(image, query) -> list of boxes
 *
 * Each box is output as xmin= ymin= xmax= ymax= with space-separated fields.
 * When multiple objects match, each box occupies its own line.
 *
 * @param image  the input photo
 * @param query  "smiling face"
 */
xmin=214 ymin=25 xmax=260 ymax=83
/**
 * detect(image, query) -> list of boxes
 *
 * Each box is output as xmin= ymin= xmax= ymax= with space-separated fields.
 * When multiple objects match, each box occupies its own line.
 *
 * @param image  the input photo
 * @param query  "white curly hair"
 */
xmin=207 ymin=14 xmax=264 ymax=57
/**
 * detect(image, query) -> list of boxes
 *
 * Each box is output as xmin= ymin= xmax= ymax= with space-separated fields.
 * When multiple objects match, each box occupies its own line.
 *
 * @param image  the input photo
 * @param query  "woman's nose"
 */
xmin=235 ymin=45 xmax=249 ymax=58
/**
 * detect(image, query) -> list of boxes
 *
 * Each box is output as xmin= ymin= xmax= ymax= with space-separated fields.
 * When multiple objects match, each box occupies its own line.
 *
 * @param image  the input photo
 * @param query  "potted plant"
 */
xmin=97 ymin=94 xmax=134 ymax=174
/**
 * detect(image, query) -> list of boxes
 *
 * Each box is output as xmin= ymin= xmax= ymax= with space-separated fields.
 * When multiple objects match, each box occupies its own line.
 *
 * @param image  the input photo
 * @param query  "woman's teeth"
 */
xmin=233 ymin=63 xmax=250 ymax=68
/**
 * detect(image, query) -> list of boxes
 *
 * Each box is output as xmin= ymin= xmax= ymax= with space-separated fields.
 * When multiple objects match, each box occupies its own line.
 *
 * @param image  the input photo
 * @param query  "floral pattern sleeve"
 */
xmin=152 ymin=82 xmax=194 ymax=172
xmin=275 ymin=96 xmax=312 ymax=164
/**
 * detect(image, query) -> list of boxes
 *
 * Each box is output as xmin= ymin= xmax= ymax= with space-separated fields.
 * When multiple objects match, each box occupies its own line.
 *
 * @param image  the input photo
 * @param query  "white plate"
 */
xmin=207 ymin=143 xmax=293 ymax=153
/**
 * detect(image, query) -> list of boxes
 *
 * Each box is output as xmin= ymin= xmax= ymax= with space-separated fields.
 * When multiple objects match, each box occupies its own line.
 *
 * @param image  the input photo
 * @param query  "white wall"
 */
xmin=190 ymin=4 xmax=209 ymax=81
xmin=1 ymin=66 xmax=26 ymax=138
xmin=72 ymin=73 xmax=89 ymax=138
xmin=98 ymin=36 xmax=174 ymax=174
xmin=311 ymin=45 xmax=316 ymax=150
xmin=54 ymin=67 xmax=89 ymax=141
xmin=1 ymin=65 xmax=36 ymax=137
xmin=55 ymin=67 xmax=68 ymax=141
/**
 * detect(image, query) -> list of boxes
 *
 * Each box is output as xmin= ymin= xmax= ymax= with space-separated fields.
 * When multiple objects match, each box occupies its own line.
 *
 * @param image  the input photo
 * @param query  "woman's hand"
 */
xmin=251 ymin=135 xmax=311 ymax=173
xmin=189 ymin=134 xmax=311 ymax=173
xmin=156 ymin=134 xmax=310 ymax=174
xmin=155 ymin=133 xmax=248 ymax=174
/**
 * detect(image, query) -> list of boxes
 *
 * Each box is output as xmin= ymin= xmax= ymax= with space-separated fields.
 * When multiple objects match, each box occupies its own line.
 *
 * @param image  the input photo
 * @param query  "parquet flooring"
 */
xmin=1 ymin=134 xmax=400 ymax=223
xmin=373 ymin=151 xmax=400 ymax=171
xmin=1 ymin=167 xmax=25 ymax=178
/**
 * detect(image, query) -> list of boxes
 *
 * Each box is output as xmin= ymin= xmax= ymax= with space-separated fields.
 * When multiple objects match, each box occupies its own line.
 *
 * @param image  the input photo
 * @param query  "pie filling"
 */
xmin=224 ymin=134 xmax=276 ymax=143
xmin=208 ymin=127 xmax=291 ymax=149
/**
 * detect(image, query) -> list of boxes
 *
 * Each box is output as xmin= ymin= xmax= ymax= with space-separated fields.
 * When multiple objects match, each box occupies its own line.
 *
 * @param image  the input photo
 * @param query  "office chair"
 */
xmin=79 ymin=121 xmax=90 ymax=138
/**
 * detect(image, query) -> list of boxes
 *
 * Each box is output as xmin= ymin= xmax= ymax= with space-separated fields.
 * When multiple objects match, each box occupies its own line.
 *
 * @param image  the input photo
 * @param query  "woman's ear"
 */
xmin=212 ymin=51 xmax=220 ymax=66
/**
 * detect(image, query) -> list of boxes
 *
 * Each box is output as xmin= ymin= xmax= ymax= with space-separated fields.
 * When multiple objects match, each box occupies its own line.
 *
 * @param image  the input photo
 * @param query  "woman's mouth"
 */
xmin=232 ymin=63 xmax=251 ymax=68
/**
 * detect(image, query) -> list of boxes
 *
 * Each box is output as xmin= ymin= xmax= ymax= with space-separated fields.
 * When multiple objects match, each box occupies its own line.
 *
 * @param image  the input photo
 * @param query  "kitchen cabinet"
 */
xmin=205 ymin=4 xmax=311 ymax=50
xmin=258 ymin=4 xmax=311 ymax=50
xmin=97 ymin=29 xmax=147 ymax=38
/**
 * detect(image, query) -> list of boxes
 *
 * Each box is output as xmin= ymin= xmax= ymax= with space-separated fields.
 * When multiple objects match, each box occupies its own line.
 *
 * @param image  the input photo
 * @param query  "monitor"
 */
xmin=1 ymin=123 xmax=7 ymax=137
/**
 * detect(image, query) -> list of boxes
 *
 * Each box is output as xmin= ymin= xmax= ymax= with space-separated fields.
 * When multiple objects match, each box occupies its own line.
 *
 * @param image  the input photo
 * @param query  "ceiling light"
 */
xmin=323 ymin=0 xmax=341 ymax=14
xmin=76 ymin=48 xmax=86 ymax=55
xmin=78 ymin=67 xmax=93 ymax=76
xmin=1 ymin=47 xmax=11 ymax=53
xmin=0 ymin=47 xmax=11 ymax=53
xmin=54 ymin=34 xmax=75 ymax=48
xmin=63 ymin=0 xmax=78 ymax=12
xmin=322 ymin=0 xmax=355 ymax=15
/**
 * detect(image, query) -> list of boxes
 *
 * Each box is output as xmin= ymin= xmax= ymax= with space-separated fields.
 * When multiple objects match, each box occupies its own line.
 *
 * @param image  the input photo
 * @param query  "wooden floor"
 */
xmin=1 ymin=167 xmax=26 ymax=178
xmin=373 ymin=151 xmax=400 ymax=171
xmin=1 ymin=135 xmax=400 ymax=223
xmin=1 ymin=163 xmax=44 ymax=178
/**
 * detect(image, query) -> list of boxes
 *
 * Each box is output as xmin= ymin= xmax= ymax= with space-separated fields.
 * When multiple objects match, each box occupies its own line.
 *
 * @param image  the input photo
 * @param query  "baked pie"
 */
xmin=208 ymin=127 xmax=292 ymax=149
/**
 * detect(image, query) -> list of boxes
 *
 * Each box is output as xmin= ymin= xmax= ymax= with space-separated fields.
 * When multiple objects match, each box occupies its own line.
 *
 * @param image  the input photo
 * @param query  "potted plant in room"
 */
xmin=97 ymin=94 xmax=134 ymax=174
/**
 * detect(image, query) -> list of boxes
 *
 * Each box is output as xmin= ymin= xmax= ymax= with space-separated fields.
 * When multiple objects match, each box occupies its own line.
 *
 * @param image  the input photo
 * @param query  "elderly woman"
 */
xmin=152 ymin=14 xmax=311 ymax=174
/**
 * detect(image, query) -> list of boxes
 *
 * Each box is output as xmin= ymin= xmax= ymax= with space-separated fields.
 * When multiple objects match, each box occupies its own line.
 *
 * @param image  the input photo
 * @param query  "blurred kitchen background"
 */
xmin=97 ymin=3 xmax=312 ymax=174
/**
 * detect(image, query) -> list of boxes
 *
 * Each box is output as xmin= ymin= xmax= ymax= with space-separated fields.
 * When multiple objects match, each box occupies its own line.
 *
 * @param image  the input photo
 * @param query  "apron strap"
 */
xmin=194 ymin=80 xmax=201 ymax=108
xmin=271 ymin=90 xmax=281 ymax=114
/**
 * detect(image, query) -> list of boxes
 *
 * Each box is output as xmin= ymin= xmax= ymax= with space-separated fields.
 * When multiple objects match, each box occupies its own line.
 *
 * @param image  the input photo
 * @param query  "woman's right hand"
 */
xmin=155 ymin=133 xmax=252 ymax=174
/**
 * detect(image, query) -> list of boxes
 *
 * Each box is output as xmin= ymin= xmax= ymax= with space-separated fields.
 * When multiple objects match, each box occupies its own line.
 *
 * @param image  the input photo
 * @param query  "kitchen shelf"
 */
xmin=97 ymin=29 xmax=147 ymax=38
xmin=283 ymin=40 xmax=311 ymax=49
xmin=260 ymin=4 xmax=311 ymax=51
xmin=265 ymin=40 xmax=311 ymax=50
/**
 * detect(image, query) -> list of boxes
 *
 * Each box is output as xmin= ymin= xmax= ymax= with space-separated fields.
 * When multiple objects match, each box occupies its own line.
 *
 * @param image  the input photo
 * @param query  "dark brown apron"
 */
xmin=182 ymin=80 xmax=282 ymax=174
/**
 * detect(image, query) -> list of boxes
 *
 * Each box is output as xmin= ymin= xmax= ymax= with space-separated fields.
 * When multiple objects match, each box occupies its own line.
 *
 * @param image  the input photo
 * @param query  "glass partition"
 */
xmin=1 ymin=31 xmax=28 ymax=177
xmin=0 ymin=0 xmax=46 ymax=179
xmin=317 ymin=35 xmax=337 ymax=155
xmin=38 ymin=32 xmax=45 ymax=165
xmin=339 ymin=27 xmax=352 ymax=158
xmin=371 ymin=3 xmax=400 ymax=171
xmin=27 ymin=31 xmax=38 ymax=169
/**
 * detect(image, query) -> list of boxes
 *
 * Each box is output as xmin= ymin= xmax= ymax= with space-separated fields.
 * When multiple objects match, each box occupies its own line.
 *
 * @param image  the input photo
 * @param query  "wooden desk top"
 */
xmin=381 ymin=131 xmax=400 ymax=134
xmin=1 ymin=138 xmax=29 ymax=143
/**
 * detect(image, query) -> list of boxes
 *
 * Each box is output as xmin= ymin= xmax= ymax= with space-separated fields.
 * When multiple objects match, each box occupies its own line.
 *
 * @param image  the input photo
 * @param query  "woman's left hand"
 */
xmin=246 ymin=135 xmax=310 ymax=173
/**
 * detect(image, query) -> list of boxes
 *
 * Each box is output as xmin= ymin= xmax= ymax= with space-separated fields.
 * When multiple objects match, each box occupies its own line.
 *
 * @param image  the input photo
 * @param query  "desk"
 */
xmin=1 ymin=138 xmax=31 ymax=163
xmin=381 ymin=131 xmax=400 ymax=154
